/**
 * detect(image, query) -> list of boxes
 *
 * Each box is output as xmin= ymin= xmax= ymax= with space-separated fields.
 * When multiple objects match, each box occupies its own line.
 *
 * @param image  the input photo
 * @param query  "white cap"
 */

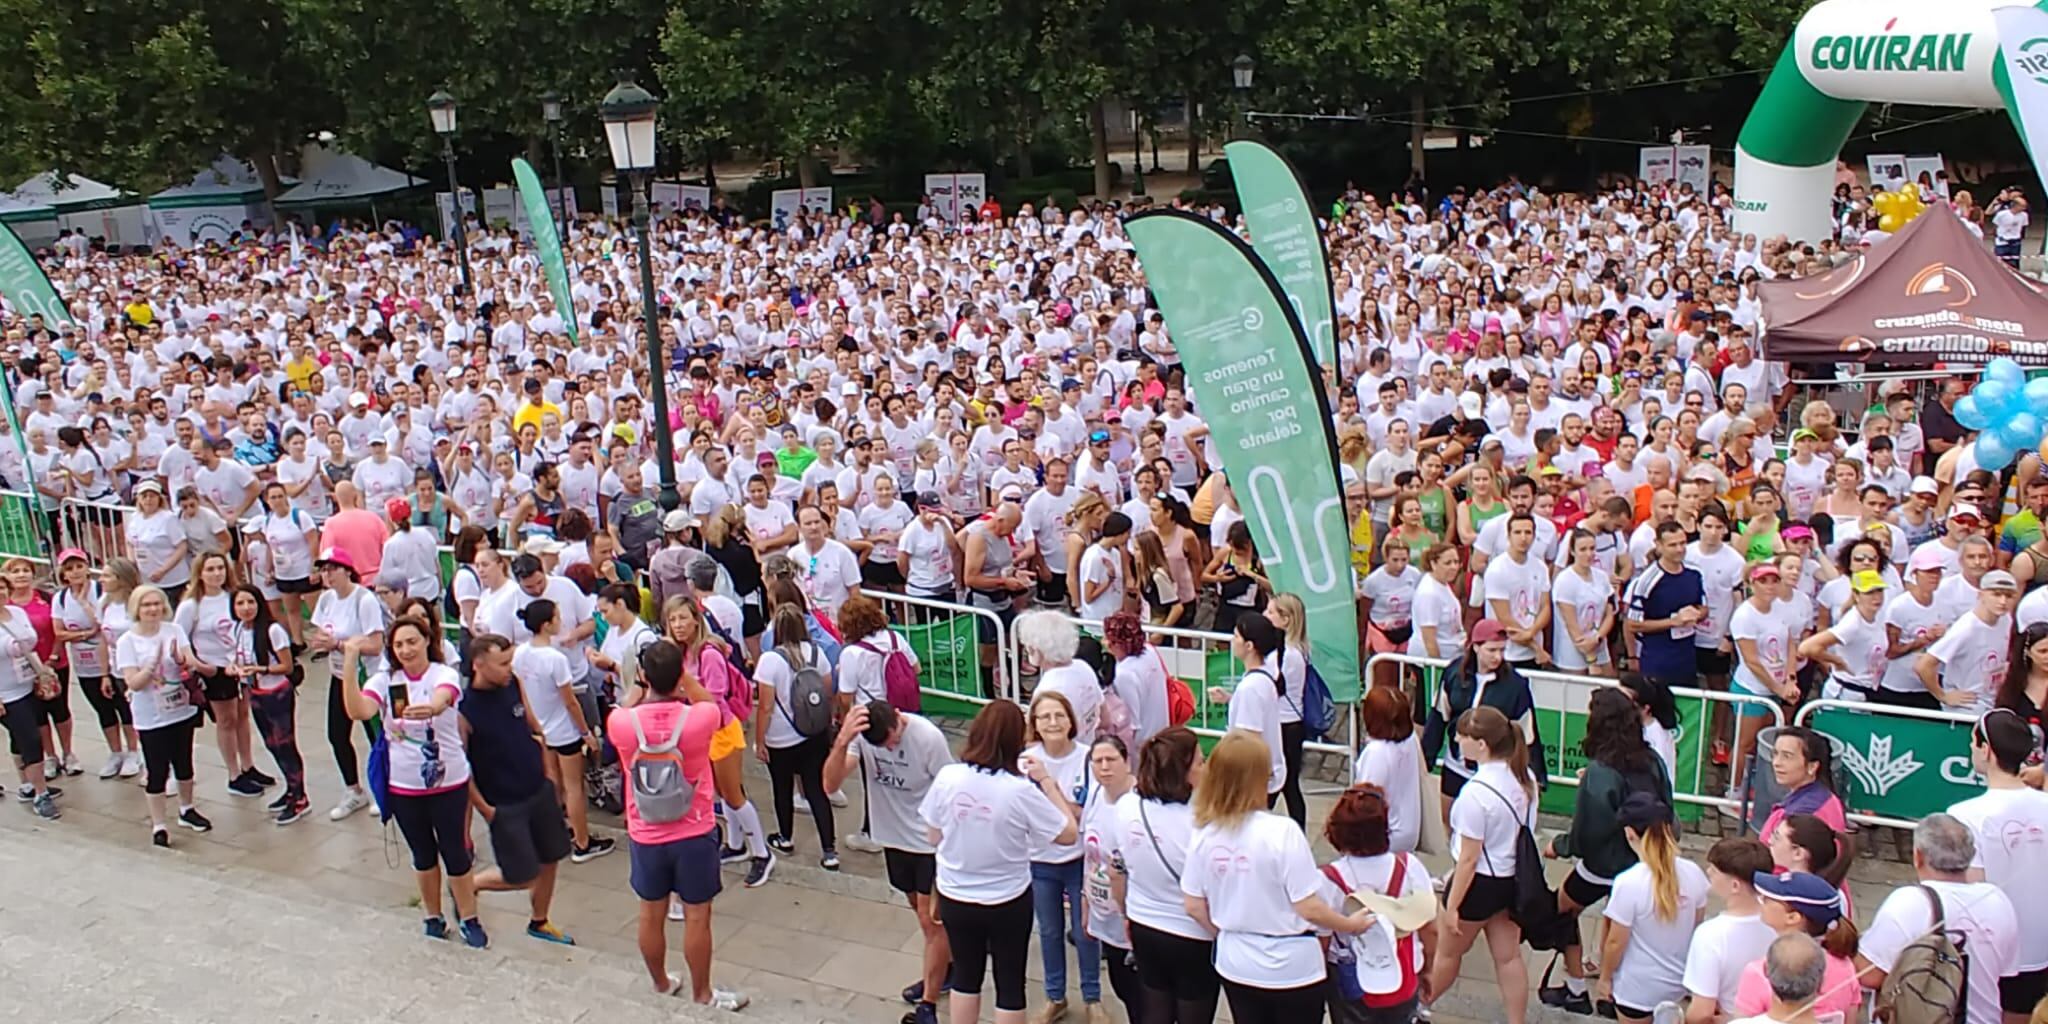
xmin=1458 ymin=392 xmax=1483 ymax=418
xmin=1910 ymin=475 xmax=1939 ymax=495
xmin=348 ymin=391 xmax=369 ymax=409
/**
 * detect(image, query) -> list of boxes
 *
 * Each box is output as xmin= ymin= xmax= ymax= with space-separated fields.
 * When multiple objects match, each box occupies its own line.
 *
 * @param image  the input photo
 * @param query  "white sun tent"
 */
xmin=274 ymin=145 xmax=423 ymax=211
xmin=0 ymin=192 xmax=58 ymax=248
xmin=147 ymin=155 xmax=282 ymax=247
xmin=12 ymin=171 xmax=153 ymax=249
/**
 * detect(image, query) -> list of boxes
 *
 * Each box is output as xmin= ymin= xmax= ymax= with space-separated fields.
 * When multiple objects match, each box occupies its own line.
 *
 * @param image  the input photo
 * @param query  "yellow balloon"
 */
xmin=1902 ymin=182 xmax=1920 ymax=201
xmin=1879 ymin=212 xmax=1904 ymax=232
xmin=1873 ymin=192 xmax=1896 ymax=213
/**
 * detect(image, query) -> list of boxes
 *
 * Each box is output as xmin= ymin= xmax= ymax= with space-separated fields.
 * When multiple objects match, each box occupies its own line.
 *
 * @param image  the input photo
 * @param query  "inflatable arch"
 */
xmin=1734 ymin=0 xmax=2048 ymax=244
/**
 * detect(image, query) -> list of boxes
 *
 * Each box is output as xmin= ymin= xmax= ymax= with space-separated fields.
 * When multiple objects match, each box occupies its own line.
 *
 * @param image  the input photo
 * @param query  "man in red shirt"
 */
xmin=607 ymin=641 xmax=746 ymax=1010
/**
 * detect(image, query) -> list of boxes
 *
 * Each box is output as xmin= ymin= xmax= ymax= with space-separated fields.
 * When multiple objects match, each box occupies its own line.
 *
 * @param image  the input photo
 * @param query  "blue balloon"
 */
xmin=1977 ymin=432 xmax=2018 ymax=469
xmin=1977 ymin=379 xmax=2016 ymax=411
xmin=1990 ymin=358 xmax=2028 ymax=389
xmin=1955 ymin=393 xmax=1991 ymax=430
xmin=2024 ymin=378 xmax=2048 ymax=420
xmin=2003 ymin=412 xmax=2043 ymax=452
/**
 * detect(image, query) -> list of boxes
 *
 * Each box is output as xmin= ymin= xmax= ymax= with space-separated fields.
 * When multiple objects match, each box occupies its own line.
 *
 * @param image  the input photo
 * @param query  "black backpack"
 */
xmin=1472 ymin=779 xmax=1560 ymax=939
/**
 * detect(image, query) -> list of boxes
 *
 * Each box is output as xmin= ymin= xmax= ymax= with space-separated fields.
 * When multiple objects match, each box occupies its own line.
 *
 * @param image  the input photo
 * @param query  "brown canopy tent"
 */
xmin=1758 ymin=207 xmax=2048 ymax=367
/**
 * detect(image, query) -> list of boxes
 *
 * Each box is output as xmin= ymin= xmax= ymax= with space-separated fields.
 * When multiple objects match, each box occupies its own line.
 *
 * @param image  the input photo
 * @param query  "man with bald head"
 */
xmin=321 ymin=480 xmax=390 ymax=582
xmin=1629 ymin=453 xmax=1673 ymax=529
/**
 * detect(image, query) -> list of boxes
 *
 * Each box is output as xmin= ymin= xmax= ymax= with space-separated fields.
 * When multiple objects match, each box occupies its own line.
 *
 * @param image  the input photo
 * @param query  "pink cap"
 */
xmin=1908 ymin=548 xmax=1946 ymax=573
xmin=56 ymin=548 xmax=87 ymax=564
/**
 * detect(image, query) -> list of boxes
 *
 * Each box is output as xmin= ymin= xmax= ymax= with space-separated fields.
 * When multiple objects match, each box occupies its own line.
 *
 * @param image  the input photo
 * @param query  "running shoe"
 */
xmin=1539 ymin=986 xmax=1593 ymax=1015
xmin=32 ymin=792 xmax=59 ymax=820
xmin=744 ymin=852 xmax=776 ymax=888
xmin=423 ymin=917 xmax=450 ymax=941
xmin=901 ymin=980 xmax=952 ymax=1005
xmin=43 ymin=756 xmax=61 ymax=779
xmin=246 ymin=766 xmax=277 ymax=787
xmin=667 ymin=896 xmax=686 ymax=921
xmin=826 ymin=789 xmax=848 ymax=808
xmin=767 ymin=834 xmax=795 ymax=854
xmin=459 ymin=918 xmax=489 ymax=949
xmin=61 ymin=753 xmax=82 ymax=776
xmin=821 ymin=850 xmax=840 ymax=871
xmin=276 ymin=798 xmax=310 ymax=826
xmin=178 ymin=807 xmax=213 ymax=832
xmin=526 ymin=920 xmax=576 ymax=945
xmin=329 ymin=789 xmax=371 ymax=821
xmin=705 ymin=988 xmax=748 ymax=1012
xmin=720 ymin=842 xmax=750 ymax=864
xmin=845 ymin=831 xmax=884 ymax=853
xmin=227 ymin=775 xmax=265 ymax=798
xmin=268 ymin=791 xmax=292 ymax=811
xmin=152 ymin=827 xmax=170 ymax=848
xmin=98 ymin=753 xmax=123 ymax=779
xmin=18 ymin=784 xmax=62 ymax=802
xmin=570 ymin=836 xmax=617 ymax=863
xmin=902 ymin=1003 xmax=938 ymax=1024
xmin=1712 ymin=739 xmax=1730 ymax=766
xmin=119 ymin=751 xmax=142 ymax=777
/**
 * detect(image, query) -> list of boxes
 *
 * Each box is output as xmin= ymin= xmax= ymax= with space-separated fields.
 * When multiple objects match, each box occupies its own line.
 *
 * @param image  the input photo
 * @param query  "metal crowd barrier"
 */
xmin=859 ymin=588 xmax=1020 ymax=707
xmin=1793 ymin=698 xmax=1979 ymax=831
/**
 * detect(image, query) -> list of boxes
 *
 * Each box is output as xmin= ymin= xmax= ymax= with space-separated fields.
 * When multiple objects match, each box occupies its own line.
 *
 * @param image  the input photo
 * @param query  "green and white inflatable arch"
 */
xmin=1735 ymin=0 xmax=2048 ymax=243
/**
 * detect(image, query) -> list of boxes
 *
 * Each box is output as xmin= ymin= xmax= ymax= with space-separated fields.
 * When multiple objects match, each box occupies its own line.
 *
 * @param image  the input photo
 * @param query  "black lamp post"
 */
xmin=1130 ymin=108 xmax=1146 ymax=198
xmin=600 ymin=75 xmax=679 ymax=512
xmin=541 ymin=91 xmax=570 ymax=241
xmin=1230 ymin=55 xmax=1255 ymax=142
xmin=426 ymin=89 xmax=473 ymax=296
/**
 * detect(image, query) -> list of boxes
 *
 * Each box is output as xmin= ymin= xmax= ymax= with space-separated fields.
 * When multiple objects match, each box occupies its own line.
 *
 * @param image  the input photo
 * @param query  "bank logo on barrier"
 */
xmin=1840 ymin=733 xmax=1923 ymax=797
xmin=1809 ymin=28 xmax=1970 ymax=72
xmin=2017 ymin=36 xmax=2048 ymax=85
xmin=1813 ymin=707 xmax=1985 ymax=821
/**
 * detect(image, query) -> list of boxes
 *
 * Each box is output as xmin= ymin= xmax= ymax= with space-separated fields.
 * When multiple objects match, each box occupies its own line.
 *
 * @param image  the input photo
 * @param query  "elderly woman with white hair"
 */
xmin=1017 ymin=609 xmax=1101 ymax=745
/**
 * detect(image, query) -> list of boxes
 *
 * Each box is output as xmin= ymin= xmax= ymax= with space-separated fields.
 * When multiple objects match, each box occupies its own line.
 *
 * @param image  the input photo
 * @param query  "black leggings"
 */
xmin=38 ymin=667 xmax=71 ymax=726
xmin=766 ymin=734 xmax=837 ymax=849
xmin=1128 ymin=920 xmax=1221 ymax=1024
xmin=77 ymin=674 xmax=131 ymax=729
xmin=328 ymin=673 xmax=361 ymax=788
xmin=941 ymin=890 xmax=1034 ymax=1011
xmin=1267 ymin=719 xmax=1307 ymax=827
xmin=3 ymin=694 xmax=44 ymax=765
xmin=1104 ymin=942 xmax=1148 ymax=1023
xmin=140 ymin=716 xmax=197 ymax=795
xmin=391 ymin=787 xmax=474 ymax=876
xmin=1223 ymin=977 xmax=1329 ymax=1024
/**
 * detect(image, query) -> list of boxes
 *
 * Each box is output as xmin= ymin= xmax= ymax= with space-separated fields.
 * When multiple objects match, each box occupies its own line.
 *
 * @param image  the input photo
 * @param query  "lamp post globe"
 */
xmin=599 ymin=75 xmax=679 ymax=510
xmin=424 ymin=89 xmax=472 ymax=296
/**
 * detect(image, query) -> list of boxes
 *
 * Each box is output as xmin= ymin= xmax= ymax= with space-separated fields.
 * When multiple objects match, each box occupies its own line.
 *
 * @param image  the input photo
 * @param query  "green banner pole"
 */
xmin=511 ymin=158 xmax=578 ymax=344
xmin=0 ymin=222 xmax=61 ymax=508
xmin=1224 ymin=140 xmax=1337 ymax=374
xmin=1124 ymin=210 xmax=1361 ymax=699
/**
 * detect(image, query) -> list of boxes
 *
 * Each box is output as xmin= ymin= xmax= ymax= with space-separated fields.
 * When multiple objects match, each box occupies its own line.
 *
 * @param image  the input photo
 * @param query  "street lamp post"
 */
xmin=425 ymin=89 xmax=473 ymax=297
xmin=1230 ymin=54 xmax=1255 ymax=142
xmin=541 ymin=91 xmax=569 ymax=242
xmin=600 ymin=75 xmax=679 ymax=512
xmin=1130 ymin=108 xmax=1146 ymax=198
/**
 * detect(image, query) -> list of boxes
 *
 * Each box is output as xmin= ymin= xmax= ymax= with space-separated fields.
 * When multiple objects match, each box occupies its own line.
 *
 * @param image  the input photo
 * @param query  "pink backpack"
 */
xmin=856 ymin=636 xmax=922 ymax=713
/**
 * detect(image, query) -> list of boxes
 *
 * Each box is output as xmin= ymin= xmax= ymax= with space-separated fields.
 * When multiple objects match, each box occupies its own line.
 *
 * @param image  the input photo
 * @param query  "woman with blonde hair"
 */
xmin=1062 ymin=491 xmax=1111 ymax=611
xmin=177 ymin=549 xmax=270 ymax=798
xmin=1265 ymin=593 xmax=1312 ymax=828
xmin=1425 ymin=706 xmax=1537 ymax=1024
xmin=1183 ymin=731 xmax=1375 ymax=1024
xmin=115 ymin=584 xmax=209 ymax=845
xmin=1597 ymin=794 xmax=1711 ymax=1023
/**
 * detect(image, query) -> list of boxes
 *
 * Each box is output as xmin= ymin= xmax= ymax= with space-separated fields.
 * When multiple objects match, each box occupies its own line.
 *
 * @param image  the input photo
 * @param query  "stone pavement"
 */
xmin=0 ymin=664 xmax=1917 ymax=1023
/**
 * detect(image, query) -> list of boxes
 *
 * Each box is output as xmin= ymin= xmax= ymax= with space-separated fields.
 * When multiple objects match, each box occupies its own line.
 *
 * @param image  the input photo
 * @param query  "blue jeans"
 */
xmin=1031 ymin=859 xmax=1101 ymax=1002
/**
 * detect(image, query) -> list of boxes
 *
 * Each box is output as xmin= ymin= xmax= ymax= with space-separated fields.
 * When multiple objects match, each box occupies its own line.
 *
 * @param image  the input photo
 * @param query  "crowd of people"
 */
xmin=1 ymin=173 xmax=2046 ymax=1024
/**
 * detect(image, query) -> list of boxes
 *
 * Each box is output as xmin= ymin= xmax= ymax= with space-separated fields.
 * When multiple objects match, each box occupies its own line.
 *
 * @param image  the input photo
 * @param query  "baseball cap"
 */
xmin=56 ymin=548 xmax=87 ymax=565
xmin=1910 ymin=475 xmax=1939 ymax=495
xmin=662 ymin=509 xmax=699 ymax=533
xmin=1849 ymin=570 xmax=1888 ymax=593
xmin=368 ymin=435 xmax=387 ymax=446
xmin=1749 ymin=562 xmax=1782 ymax=581
xmin=1089 ymin=430 xmax=1111 ymax=444
xmin=316 ymin=547 xmax=357 ymax=574
xmin=756 ymin=450 xmax=778 ymax=465
xmin=1616 ymin=791 xmax=1674 ymax=831
xmin=134 ymin=479 xmax=164 ymax=497
xmin=1790 ymin=428 xmax=1819 ymax=443
xmin=1908 ymin=548 xmax=1947 ymax=573
xmin=1470 ymin=619 xmax=1506 ymax=645
xmin=1780 ymin=524 xmax=1815 ymax=542
xmin=348 ymin=392 xmax=369 ymax=409
xmin=1459 ymin=392 xmax=1483 ymax=418
xmin=1948 ymin=505 xmax=1984 ymax=523
xmin=1982 ymin=570 xmax=2020 ymax=592
xmin=998 ymin=484 xmax=1025 ymax=502
xmin=916 ymin=491 xmax=943 ymax=509
xmin=520 ymin=536 xmax=566 ymax=557
xmin=1751 ymin=872 xmax=1843 ymax=928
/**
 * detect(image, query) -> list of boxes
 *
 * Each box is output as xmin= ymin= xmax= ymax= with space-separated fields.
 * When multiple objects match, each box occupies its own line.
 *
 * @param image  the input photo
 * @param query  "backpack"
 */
xmin=1098 ymin=682 xmax=1137 ymax=749
xmin=1875 ymin=884 xmax=1969 ymax=1024
xmin=1472 ymin=779 xmax=1558 ymax=937
xmin=775 ymin=643 xmax=835 ymax=738
xmin=702 ymin=612 xmax=755 ymax=718
xmin=1151 ymin=647 xmax=1195 ymax=726
xmin=625 ymin=705 xmax=697 ymax=824
xmin=1279 ymin=646 xmax=1338 ymax=741
xmin=856 ymin=636 xmax=922 ymax=713
xmin=1322 ymin=856 xmax=1421 ymax=1008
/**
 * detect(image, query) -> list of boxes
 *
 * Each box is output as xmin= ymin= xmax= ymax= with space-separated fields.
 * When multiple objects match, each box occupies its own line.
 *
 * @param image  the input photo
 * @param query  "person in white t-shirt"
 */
xmin=1857 ymin=813 xmax=2020 ymax=1024
xmin=1181 ymin=730 xmax=1374 ymax=1023
xmin=512 ymin=598 xmax=610 ymax=863
xmin=1680 ymin=837 xmax=1779 ymax=1024
xmin=1917 ymin=569 xmax=2018 ymax=713
xmin=1947 ymin=710 xmax=2048 ymax=1016
xmin=1483 ymin=514 xmax=1553 ymax=669
xmin=1017 ymin=611 xmax=1103 ymax=745
xmin=1102 ymin=612 xmax=1169 ymax=746
xmin=1426 ymin=705 xmax=1540 ymax=1024
xmin=1208 ymin=614 xmax=1287 ymax=797
xmin=1597 ymin=794 xmax=1710 ymax=1022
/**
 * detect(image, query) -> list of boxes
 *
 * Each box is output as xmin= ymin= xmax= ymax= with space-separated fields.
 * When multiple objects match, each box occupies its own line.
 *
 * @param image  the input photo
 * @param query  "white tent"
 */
xmin=274 ymin=144 xmax=423 ymax=208
xmin=13 ymin=171 xmax=153 ymax=249
xmin=147 ymin=155 xmax=281 ymax=247
xmin=0 ymin=192 xmax=59 ymax=248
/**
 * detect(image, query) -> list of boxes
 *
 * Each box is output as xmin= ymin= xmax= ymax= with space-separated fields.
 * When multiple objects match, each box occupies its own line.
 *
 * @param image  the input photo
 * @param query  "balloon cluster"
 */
xmin=1953 ymin=357 xmax=2046 ymax=469
xmin=1871 ymin=183 xmax=1931 ymax=233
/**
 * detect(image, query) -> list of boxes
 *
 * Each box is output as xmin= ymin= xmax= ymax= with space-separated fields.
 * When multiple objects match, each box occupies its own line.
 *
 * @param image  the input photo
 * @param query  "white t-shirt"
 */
xmin=1483 ymin=551 xmax=1552 ymax=662
xmin=53 ymin=584 xmax=108 ymax=679
xmin=757 ymin=640 xmax=830 ymax=749
xmin=1408 ymin=575 xmax=1465 ymax=658
xmin=838 ymin=628 xmax=918 ymax=706
xmin=1448 ymin=760 xmax=1533 ymax=876
xmin=363 ymin=662 xmax=471 ymax=794
xmin=1880 ymin=592 xmax=1946 ymax=695
xmin=1362 ymin=565 xmax=1421 ymax=626
xmin=1181 ymin=811 xmax=1328 ymax=988
xmin=1681 ymin=912 xmax=1776 ymax=1010
xmin=173 ymin=592 xmax=237 ymax=668
xmin=1949 ymin=787 xmax=2048 ymax=971
xmin=1925 ymin=612 xmax=2011 ymax=714
xmin=1034 ymin=661 xmax=1104 ymax=746
xmin=919 ymin=763 xmax=1070 ymax=903
xmin=1111 ymin=651 xmax=1170 ymax=746
xmin=792 ymin=539 xmax=862 ymax=616
xmin=1022 ymin=741 xmax=1091 ymax=863
xmin=512 ymin=642 xmax=582 ymax=746
xmin=1685 ymin=543 xmax=1746 ymax=649
xmin=310 ymin=584 xmax=388 ymax=673
xmin=1227 ymin=666 xmax=1287 ymax=794
xmin=1860 ymin=880 xmax=2019 ymax=1024
xmin=850 ymin=713 xmax=952 ymax=854
xmin=114 ymin=624 xmax=200 ymax=731
xmin=127 ymin=509 xmax=191 ymax=588
xmin=1729 ymin=598 xmax=1797 ymax=698
xmin=1076 ymin=543 xmax=1124 ymax=622
xmin=1353 ymin=735 xmax=1425 ymax=853
xmin=1550 ymin=565 xmax=1613 ymax=670
xmin=1602 ymin=858 xmax=1711 ymax=1011
xmin=898 ymin=518 xmax=955 ymax=593
xmin=1107 ymin=793 xmax=1208 ymax=939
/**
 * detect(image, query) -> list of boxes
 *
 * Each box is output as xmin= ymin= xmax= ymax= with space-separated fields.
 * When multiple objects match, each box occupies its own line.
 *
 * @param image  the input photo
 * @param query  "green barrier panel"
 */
xmin=0 ymin=494 xmax=48 ymax=559
xmin=891 ymin=614 xmax=989 ymax=719
xmin=1803 ymin=704 xmax=1976 ymax=822
xmin=1537 ymin=697 xmax=1707 ymax=824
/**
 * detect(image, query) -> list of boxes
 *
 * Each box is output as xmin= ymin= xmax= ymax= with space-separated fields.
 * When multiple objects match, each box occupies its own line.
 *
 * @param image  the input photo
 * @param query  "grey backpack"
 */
xmin=776 ymin=643 xmax=834 ymax=738
xmin=625 ymin=706 xmax=695 ymax=824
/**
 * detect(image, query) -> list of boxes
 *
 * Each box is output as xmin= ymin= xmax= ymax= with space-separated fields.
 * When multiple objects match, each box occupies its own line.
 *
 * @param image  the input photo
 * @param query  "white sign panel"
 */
xmin=924 ymin=172 xmax=988 ymax=223
xmin=1867 ymin=153 xmax=1910 ymax=193
xmin=769 ymin=187 xmax=834 ymax=229
xmin=649 ymin=183 xmax=713 ymax=215
xmin=435 ymin=190 xmax=479 ymax=238
xmin=1903 ymin=154 xmax=1952 ymax=197
xmin=150 ymin=203 xmax=271 ymax=248
xmin=510 ymin=186 xmax=579 ymax=237
xmin=1638 ymin=147 xmax=1676 ymax=187
xmin=1674 ymin=145 xmax=1712 ymax=194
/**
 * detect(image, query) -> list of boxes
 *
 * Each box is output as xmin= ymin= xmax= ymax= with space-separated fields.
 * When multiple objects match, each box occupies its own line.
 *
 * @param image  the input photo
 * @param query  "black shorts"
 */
xmin=1458 ymin=872 xmax=1518 ymax=922
xmin=1036 ymin=572 xmax=1067 ymax=605
xmin=2002 ymin=965 xmax=2048 ymax=1014
xmin=199 ymin=668 xmax=239 ymax=704
xmin=629 ymin=832 xmax=723 ymax=905
xmin=886 ymin=848 xmax=937 ymax=896
xmin=1612 ymin=1000 xmax=1657 ymax=1022
xmin=1561 ymin=868 xmax=1611 ymax=910
xmin=276 ymin=576 xmax=316 ymax=595
xmin=1438 ymin=768 xmax=1470 ymax=799
xmin=548 ymin=738 xmax=590 ymax=758
xmin=862 ymin=560 xmax=906 ymax=588
xmin=740 ymin=599 xmax=766 ymax=638
xmin=488 ymin=785 xmax=573 ymax=887
xmin=1694 ymin=648 xmax=1733 ymax=676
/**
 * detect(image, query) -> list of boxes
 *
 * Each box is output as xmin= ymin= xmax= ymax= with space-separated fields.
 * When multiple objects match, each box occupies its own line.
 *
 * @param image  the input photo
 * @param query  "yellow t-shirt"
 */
xmin=513 ymin=399 xmax=563 ymax=436
xmin=285 ymin=356 xmax=321 ymax=391
xmin=1350 ymin=508 xmax=1376 ymax=578
xmin=124 ymin=302 xmax=154 ymax=326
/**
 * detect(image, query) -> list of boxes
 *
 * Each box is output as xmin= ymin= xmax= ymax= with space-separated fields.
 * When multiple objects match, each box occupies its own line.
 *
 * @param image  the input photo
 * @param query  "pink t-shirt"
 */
xmin=322 ymin=509 xmax=390 ymax=581
xmin=606 ymin=699 xmax=720 ymax=844
xmin=1732 ymin=952 xmax=1861 ymax=1019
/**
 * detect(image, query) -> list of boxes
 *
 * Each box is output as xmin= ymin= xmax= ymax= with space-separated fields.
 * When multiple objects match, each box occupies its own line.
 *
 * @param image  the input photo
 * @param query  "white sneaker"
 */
xmin=42 ymin=756 xmax=60 ymax=779
xmin=706 ymin=988 xmax=749 ymax=1012
xmin=329 ymin=789 xmax=371 ymax=821
xmin=667 ymin=895 xmax=686 ymax=921
xmin=62 ymin=752 xmax=81 ymax=776
xmin=119 ymin=751 xmax=142 ymax=777
xmin=827 ymin=789 xmax=848 ymax=808
xmin=844 ymin=831 xmax=883 ymax=853
xmin=98 ymin=753 xmax=124 ymax=779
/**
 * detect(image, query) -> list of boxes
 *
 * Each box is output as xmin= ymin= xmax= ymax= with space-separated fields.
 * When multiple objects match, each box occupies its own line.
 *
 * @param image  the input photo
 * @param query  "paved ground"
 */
xmin=0 ymin=663 xmax=1916 ymax=1023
